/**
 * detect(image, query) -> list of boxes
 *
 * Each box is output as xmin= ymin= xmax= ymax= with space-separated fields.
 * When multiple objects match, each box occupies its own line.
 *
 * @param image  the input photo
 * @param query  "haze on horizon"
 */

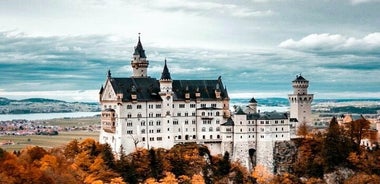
xmin=1 ymin=0 xmax=379 ymax=102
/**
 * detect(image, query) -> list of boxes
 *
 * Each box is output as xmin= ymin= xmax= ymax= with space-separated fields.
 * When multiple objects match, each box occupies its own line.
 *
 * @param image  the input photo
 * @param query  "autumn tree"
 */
xmin=322 ymin=116 xmax=353 ymax=171
xmin=149 ymin=148 xmax=164 ymax=179
xmin=252 ymin=164 xmax=273 ymax=184
xmin=345 ymin=116 xmax=371 ymax=152
xmin=216 ymin=151 xmax=231 ymax=177
xmin=297 ymin=121 xmax=310 ymax=138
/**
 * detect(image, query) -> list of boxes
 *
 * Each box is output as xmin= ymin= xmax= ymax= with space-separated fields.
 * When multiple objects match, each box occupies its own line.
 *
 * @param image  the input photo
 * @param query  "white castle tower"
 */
xmin=131 ymin=33 xmax=149 ymax=77
xmin=288 ymin=75 xmax=314 ymax=128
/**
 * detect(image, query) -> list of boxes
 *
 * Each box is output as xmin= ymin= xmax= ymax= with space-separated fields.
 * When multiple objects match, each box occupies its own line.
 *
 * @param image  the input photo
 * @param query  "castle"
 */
xmin=99 ymin=36 xmax=313 ymax=171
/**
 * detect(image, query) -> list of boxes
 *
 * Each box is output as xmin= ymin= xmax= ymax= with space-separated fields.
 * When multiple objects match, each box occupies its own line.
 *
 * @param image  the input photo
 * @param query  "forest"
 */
xmin=1 ymin=116 xmax=380 ymax=184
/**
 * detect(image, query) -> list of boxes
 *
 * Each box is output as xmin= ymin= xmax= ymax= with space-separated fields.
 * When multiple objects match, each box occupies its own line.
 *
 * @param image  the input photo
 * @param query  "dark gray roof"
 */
xmin=247 ymin=111 xmax=288 ymax=120
xmin=133 ymin=36 xmax=146 ymax=58
xmin=172 ymin=79 xmax=228 ymax=101
xmin=236 ymin=107 xmax=246 ymax=115
xmin=105 ymin=77 xmax=228 ymax=102
xmin=160 ymin=60 xmax=171 ymax=80
xmin=221 ymin=117 xmax=234 ymax=126
xmin=110 ymin=77 xmax=162 ymax=102
xmin=293 ymin=75 xmax=308 ymax=82
xmin=249 ymin=97 xmax=257 ymax=103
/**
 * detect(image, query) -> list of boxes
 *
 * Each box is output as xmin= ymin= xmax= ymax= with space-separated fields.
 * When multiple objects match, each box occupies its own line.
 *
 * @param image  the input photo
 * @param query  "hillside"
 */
xmin=0 ymin=97 xmax=100 ymax=114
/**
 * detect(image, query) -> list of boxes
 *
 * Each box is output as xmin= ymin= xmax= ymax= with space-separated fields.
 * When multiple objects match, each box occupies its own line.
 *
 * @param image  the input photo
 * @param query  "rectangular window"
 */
xmin=211 ymin=104 xmax=216 ymax=108
xmin=150 ymin=137 xmax=154 ymax=141
xmin=127 ymin=122 xmax=133 ymax=127
xmin=179 ymin=104 xmax=185 ymax=108
xmin=173 ymin=120 xmax=178 ymax=125
xmin=190 ymin=104 xmax=196 ymax=108
xmin=177 ymin=112 xmax=181 ymax=116
xmin=185 ymin=112 xmax=189 ymax=117
xmin=157 ymin=137 xmax=162 ymax=141
xmin=156 ymin=113 xmax=161 ymax=117
xmin=127 ymin=105 xmax=132 ymax=109
xmin=127 ymin=130 xmax=133 ymax=134
xmin=137 ymin=105 xmax=142 ymax=109
xmin=201 ymin=104 xmax=206 ymax=108
xmin=156 ymin=104 xmax=161 ymax=109
xmin=148 ymin=104 xmax=154 ymax=109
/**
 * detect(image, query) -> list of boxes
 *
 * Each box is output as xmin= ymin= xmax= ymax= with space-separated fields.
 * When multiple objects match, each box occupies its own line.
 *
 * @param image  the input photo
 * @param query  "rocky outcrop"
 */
xmin=323 ymin=168 xmax=355 ymax=184
xmin=273 ymin=140 xmax=297 ymax=174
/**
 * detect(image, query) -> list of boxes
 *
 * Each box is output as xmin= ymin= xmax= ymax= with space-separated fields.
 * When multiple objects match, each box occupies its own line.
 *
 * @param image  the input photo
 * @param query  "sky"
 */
xmin=0 ymin=0 xmax=379 ymax=102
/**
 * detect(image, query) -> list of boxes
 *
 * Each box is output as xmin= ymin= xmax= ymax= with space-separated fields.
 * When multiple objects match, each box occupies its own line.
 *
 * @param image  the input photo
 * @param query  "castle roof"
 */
xmin=221 ymin=117 xmax=234 ymax=126
xmin=246 ymin=111 xmax=288 ymax=120
xmin=249 ymin=97 xmax=257 ymax=103
xmin=133 ymin=35 xmax=146 ymax=58
xmin=160 ymin=59 xmax=171 ymax=80
xmin=293 ymin=75 xmax=308 ymax=82
xmin=107 ymin=77 xmax=228 ymax=102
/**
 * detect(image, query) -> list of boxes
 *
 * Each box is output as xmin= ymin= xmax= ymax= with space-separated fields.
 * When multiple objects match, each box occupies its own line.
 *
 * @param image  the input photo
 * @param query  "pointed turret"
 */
xmin=107 ymin=69 xmax=112 ymax=78
xmin=131 ymin=33 xmax=149 ymax=77
xmin=160 ymin=59 xmax=172 ymax=80
xmin=133 ymin=34 xmax=146 ymax=58
xmin=246 ymin=97 xmax=258 ymax=114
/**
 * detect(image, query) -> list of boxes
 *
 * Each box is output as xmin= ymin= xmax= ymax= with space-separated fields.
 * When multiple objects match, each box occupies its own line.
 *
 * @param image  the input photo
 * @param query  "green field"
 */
xmin=0 ymin=117 xmax=101 ymax=152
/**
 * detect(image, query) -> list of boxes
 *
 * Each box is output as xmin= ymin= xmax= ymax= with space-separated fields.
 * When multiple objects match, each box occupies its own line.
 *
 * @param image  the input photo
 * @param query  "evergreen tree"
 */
xmin=217 ymin=151 xmax=231 ymax=176
xmin=148 ymin=148 xmax=164 ymax=179
xmin=322 ymin=116 xmax=352 ymax=171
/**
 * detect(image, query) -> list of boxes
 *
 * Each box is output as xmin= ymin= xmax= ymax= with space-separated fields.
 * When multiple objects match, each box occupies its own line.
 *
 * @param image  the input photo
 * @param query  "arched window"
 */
xmin=209 ymin=127 xmax=213 ymax=131
xmin=202 ymin=127 xmax=206 ymax=132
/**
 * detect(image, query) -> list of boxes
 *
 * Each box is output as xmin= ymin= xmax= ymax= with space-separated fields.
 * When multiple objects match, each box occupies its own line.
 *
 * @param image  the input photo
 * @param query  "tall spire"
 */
xmin=160 ymin=59 xmax=171 ymax=80
xmin=134 ymin=33 xmax=146 ymax=58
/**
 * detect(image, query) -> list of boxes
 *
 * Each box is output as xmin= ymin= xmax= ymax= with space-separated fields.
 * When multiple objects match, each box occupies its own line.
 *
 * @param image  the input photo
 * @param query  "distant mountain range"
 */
xmin=1 ymin=97 xmax=379 ymax=115
xmin=0 ymin=97 xmax=100 ymax=114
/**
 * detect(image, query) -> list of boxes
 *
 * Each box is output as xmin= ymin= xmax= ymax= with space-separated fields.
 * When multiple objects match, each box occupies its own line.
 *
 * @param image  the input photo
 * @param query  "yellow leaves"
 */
xmin=191 ymin=174 xmax=205 ymax=184
xmin=110 ymin=177 xmax=126 ymax=184
xmin=159 ymin=172 xmax=178 ymax=184
xmin=252 ymin=164 xmax=273 ymax=184
xmin=39 ymin=154 xmax=58 ymax=173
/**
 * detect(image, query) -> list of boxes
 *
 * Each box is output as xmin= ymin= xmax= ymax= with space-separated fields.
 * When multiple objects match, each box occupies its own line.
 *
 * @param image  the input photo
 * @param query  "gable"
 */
xmin=101 ymin=79 xmax=117 ymax=101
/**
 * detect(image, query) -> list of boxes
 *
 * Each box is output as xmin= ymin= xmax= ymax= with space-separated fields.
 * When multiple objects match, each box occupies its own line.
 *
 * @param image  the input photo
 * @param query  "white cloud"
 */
xmin=147 ymin=0 xmax=273 ymax=18
xmin=351 ymin=0 xmax=380 ymax=5
xmin=278 ymin=32 xmax=380 ymax=54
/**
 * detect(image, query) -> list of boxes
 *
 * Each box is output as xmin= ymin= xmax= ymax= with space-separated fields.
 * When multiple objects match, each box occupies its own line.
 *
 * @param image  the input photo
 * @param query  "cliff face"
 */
xmin=273 ymin=140 xmax=298 ymax=174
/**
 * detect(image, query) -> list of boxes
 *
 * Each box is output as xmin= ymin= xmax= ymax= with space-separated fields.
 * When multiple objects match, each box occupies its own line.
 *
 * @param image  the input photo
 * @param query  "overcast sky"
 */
xmin=0 ymin=0 xmax=379 ymax=102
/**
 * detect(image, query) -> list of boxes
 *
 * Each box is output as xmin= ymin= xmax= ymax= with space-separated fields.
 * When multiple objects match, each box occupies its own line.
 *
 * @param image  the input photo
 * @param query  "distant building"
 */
xmin=99 ymin=36 xmax=301 ymax=171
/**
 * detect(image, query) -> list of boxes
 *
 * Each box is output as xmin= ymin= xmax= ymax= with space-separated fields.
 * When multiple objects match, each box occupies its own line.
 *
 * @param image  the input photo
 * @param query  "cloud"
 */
xmin=351 ymin=0 xmax=380 ymax=5
xmin=278 ymin=33 xmax=380 ymax=55
xmin=145 ymin=0 xmax=273 ymax=18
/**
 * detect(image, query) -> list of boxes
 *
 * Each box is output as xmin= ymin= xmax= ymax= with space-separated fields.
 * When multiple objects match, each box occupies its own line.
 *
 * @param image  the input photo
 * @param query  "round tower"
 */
xmin=246 ymin=97 xmax=258 ymax=114
xmin=288 ymin=75 xmax=314 ymax=127
xmin=131 ymin=33 xmax=149 ymax=77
